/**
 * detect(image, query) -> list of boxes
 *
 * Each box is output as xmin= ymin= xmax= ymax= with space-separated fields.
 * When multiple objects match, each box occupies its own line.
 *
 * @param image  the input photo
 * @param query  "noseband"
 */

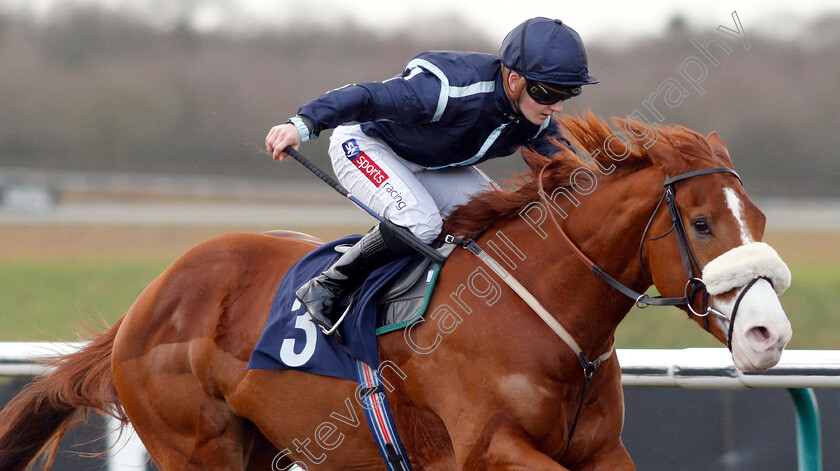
xmin=526 ymin=163 xmax=765 ymax=456
xmin=640 ymin=168 xmax=741 ymax=318
xmin=538 ymin=164 xmax=761 ymax=350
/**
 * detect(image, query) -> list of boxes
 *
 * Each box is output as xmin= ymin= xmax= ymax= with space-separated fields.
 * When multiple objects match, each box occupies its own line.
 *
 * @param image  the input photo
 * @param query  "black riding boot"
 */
xmin=296 ymin=224 xmax=411 ymax=341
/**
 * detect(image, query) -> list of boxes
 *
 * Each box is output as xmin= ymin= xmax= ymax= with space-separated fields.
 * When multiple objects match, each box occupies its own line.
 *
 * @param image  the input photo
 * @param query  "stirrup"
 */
xmin=319 ymin=304 xmax=352 ymax=342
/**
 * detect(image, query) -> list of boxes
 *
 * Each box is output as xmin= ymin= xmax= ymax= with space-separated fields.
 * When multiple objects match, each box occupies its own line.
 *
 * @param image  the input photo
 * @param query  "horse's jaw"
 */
xmin=713 ymin=279 xmax=792 ymax=371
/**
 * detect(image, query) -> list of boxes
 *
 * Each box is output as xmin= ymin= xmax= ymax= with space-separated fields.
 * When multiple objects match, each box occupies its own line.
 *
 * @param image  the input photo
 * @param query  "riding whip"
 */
xmin=284 ymin=146 xmax=446 ymax=265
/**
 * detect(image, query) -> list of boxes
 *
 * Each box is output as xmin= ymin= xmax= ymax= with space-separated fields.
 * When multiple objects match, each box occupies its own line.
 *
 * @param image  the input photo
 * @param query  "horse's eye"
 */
xmin=693 ymin=219 xmax=711 ymax=235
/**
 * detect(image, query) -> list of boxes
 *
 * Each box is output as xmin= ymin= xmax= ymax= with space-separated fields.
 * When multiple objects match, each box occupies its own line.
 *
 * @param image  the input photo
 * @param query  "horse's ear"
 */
xmin=706 ymin=131 xmax=735 ymax=169
xmin=645 ymin=139 xmax=685 ymax=176
xmin=620 ymin=119 xmax=679 ymax=173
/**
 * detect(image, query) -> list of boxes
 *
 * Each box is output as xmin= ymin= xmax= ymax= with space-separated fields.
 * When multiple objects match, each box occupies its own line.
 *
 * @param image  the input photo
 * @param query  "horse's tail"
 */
xmin=0 ymin=318 xmax=126 ymax=471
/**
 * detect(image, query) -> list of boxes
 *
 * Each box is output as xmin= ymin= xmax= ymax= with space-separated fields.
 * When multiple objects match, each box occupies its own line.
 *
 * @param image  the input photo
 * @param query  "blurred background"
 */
xmin=1 ymin=0 xmax=838 ymax=345
xmin=1 ymin=0 xmax=837 ymax=344
xmin=0 ymin=1 xmax=838 ymax=469
xmin=0 ymin=0 xmax=839 ymax=193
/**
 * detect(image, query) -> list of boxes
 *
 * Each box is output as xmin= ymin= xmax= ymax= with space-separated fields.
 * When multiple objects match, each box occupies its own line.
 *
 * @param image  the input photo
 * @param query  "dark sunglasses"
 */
xmin=525 ymin=80 xmax=581 ymax=105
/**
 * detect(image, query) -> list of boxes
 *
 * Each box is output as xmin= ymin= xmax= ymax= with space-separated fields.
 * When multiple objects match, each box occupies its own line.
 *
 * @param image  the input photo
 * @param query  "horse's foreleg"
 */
xmin=575 ymin=441 xmax=635 ymax=471
xmin=456 ymin=421 xmax=570 ymax=471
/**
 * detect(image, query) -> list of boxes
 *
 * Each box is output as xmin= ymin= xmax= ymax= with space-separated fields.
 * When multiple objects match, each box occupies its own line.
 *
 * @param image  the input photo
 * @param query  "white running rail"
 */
xmin=2 ymin=343 xmax=839 ymax=470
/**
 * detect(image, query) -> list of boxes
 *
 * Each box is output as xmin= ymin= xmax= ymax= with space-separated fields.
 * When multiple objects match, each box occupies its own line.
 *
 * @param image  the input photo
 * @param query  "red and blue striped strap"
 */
xmin=355 ymin=360 xmax=413 ymax=471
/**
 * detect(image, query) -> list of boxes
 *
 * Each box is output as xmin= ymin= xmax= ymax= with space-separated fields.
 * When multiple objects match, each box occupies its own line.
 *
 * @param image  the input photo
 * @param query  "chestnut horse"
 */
xmin=0 ymin=114 xmax=792 ymax=470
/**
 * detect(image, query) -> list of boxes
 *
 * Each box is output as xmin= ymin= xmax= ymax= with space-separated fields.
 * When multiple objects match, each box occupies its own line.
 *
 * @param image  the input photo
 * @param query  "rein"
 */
xmin=726 ymin=275 xmax=773 ymax=351
xmin=446 ymin=164 xmax=752 ymax=460
xmin=529 ymin=163 xmax=747 ymax=459
xmin=538 ymin=165 xmax=742 ymax=312
xmin=536 ymin=163 xmax=775 ymax=356
xmin=445 ymin=233 xmax=612 ymax=460
xmin=444 ymin=234 xmax=615 ymax=372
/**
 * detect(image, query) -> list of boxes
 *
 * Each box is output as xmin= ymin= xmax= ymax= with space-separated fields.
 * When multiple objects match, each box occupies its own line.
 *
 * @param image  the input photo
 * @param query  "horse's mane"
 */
xmin=441 ymin=112 xmax=721 ymax=237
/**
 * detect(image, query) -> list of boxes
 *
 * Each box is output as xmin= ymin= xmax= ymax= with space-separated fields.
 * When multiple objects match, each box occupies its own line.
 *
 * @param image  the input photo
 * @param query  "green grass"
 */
xmin=0 ymin=257 xmax=837 ymax=349
xmin=773 ymin=262 xmax=840 ymax=349
xmin=0 ymin=257 xmax=171 ymax=340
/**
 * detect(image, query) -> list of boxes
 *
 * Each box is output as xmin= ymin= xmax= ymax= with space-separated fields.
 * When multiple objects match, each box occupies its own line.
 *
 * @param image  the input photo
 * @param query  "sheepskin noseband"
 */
xmin=702 ymin=242 xmax=791 ymax=296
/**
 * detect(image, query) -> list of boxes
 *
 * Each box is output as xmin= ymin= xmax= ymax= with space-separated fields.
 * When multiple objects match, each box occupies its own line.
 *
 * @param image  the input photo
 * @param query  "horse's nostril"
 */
xmin=746 ymin=326 xmax=776 ymax=347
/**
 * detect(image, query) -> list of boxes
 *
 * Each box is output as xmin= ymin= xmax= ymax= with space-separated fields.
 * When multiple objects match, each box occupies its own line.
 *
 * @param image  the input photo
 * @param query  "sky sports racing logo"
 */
xmin=353 ymin=152 xmax=389 ymax=187
xmin=342 ymin=139 xmax=361 ymax=160
xmin=343 ymin=139 xmax=389 ymax=188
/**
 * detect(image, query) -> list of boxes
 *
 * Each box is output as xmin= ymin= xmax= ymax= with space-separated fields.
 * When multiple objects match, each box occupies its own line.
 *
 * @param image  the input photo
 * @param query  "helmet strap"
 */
xmin=502 ymin=66 xmax=526 ymax=116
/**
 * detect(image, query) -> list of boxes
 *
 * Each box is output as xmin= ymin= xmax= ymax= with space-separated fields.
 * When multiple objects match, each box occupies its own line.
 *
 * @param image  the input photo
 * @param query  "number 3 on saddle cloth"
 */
xmin=248 ymin=235 xmax=453 ymax=471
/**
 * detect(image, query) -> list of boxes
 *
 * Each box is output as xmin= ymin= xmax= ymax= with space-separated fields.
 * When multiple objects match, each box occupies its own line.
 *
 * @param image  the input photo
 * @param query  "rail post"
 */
xmin=788 ymin=388 xmax=822 ymax=471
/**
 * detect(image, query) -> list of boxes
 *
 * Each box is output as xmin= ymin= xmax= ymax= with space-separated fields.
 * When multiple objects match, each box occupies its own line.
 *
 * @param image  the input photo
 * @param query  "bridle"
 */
xmin=641 ymin=169 xmax=741 ymax=317
xmin=447 ymin=163 xmax=760 ymax=460
xmin=453 ymin=162 xmax=766 ymax=460
xmin=538 ymin=164 xmax=763 ymax=349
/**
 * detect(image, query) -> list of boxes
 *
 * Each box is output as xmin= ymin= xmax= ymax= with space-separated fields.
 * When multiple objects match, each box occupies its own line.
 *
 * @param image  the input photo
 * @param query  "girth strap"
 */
xmin=355 ymin=360 xmax=413 ymax=471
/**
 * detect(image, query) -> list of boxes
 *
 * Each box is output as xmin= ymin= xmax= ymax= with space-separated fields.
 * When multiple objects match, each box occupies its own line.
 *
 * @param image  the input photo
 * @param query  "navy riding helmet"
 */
xmin=500 ymin=17 xmax=599 ymax=88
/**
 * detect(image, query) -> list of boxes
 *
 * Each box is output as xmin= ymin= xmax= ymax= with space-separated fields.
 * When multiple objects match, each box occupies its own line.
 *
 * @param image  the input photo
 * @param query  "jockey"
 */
xmin=266 ymin=17 xmax=598 ymax=337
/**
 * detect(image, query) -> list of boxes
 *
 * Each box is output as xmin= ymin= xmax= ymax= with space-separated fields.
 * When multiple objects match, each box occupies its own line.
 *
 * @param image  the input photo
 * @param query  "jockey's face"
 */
xmin=517 ymin=87 xmax=564 ymax=125
xmin=507 ymin=70 xmax=566 ymax=126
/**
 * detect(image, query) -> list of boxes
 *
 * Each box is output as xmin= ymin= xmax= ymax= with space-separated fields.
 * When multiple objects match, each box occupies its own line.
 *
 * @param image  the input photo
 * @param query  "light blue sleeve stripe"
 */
xmin=288 ymin=116 xmax=311 ymax=142
xmin=402 ymin=68 xmax=424 ymax=80
xmin=426 ymin=122 xmax=511 ymax=169
xmin=533 ymin=116 xmax=551 ymax=139
xmin=406 ymin=58 xmax=449 ymax=122
xmin=449 ymin=80 xmax=495 ymax=98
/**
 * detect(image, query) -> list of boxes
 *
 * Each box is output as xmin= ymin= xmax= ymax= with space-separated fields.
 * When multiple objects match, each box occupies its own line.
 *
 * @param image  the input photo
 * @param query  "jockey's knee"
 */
xmin=389 ymin=205 xmax=442 ymax=245
xmin=410 ymin=215 xmax=443 ymax=244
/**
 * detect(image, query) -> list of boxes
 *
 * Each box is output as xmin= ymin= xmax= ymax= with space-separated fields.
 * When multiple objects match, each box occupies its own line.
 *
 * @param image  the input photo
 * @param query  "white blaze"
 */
xmin=703 ymin=189 xmax=794 ymax=371
xmin=723 ymin=187 xmax=753 ymax=244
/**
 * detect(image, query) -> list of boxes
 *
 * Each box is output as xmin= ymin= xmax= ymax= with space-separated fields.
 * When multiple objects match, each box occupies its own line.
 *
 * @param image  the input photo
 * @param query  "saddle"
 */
xmin=374 ymin=243 xmax=456 ymax=335
xmin=248 ymin=236 xmax=456 ymax=382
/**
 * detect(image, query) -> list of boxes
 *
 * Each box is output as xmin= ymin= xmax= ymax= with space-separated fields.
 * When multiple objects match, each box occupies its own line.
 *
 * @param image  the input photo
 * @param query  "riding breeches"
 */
xmin=329 ymin=125 xmax=497 ymax=243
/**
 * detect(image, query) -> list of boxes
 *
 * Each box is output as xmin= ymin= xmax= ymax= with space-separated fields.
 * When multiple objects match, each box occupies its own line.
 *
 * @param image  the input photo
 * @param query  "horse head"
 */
xmin=446 ymin=113 xmax=792 ymax=372
xmin=621 ymin=119 xmax=792 ymax=371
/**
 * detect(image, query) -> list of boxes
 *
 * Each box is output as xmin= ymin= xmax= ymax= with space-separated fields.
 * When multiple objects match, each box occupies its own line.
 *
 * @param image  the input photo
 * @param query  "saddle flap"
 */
xmin=378 ymin=255 xmax=434 ymax=302
xmin=375 ymin=243 xmax=456 ymax=334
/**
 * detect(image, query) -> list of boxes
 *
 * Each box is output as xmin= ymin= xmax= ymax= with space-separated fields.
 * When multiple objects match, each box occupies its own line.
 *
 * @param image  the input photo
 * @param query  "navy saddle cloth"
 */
xmin=247 ymin=235 xmax=448 ymax=382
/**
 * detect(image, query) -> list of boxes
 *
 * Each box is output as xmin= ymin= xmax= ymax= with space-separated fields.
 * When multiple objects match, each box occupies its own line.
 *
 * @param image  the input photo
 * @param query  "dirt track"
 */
xmin=0 ymin=225 xmax=836 ymax=263
xmin=0 ymin=224 xmax=369 ymax=259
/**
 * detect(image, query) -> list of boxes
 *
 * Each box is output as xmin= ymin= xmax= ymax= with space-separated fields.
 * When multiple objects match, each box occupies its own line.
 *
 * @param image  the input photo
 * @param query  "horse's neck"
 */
xmin=476 ymin=168 xmax=662 ymax=356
